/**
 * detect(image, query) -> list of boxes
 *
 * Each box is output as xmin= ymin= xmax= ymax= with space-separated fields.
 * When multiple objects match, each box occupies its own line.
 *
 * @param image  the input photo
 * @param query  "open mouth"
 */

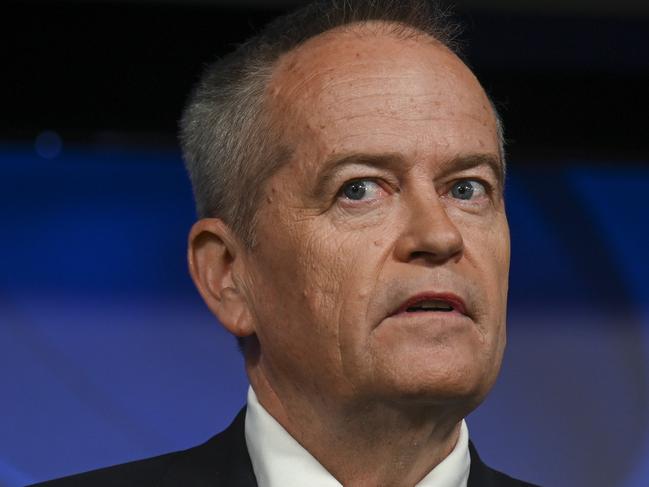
xmin=405 ymin=299 xmax=455 ymax=313
xmin=392 ymin=293 xmax=467 ymax=317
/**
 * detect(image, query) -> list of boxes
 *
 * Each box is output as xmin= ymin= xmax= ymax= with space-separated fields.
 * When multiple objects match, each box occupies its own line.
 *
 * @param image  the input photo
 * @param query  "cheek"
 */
xmin=484 ymin=224 xmax=510 ymax=360
xmin=460 ymin=208 xmax=509 ymax=266
xmin=487 ymin=238 xmax=509 ymax=301
xmin=296 ymin=225 xmax=392 ymax=349
xmin=298 ymin=229 xmax=383 ymax=326
xmin=460 ymin=213 xmax=510 ymax=305
xmin=251 ymin=222 xmax=360 ymax=332
xmin=489 ymin=215 xmax=511 ymax=290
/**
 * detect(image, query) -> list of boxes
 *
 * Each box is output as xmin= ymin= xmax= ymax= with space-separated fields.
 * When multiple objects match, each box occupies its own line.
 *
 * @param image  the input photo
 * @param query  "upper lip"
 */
xmin=391 ymin=292 xmax=468 ymax=316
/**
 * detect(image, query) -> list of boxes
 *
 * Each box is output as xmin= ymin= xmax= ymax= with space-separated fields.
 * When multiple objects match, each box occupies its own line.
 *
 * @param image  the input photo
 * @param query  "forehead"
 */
xmin=266 ymin=24 xmax=499 ymax=173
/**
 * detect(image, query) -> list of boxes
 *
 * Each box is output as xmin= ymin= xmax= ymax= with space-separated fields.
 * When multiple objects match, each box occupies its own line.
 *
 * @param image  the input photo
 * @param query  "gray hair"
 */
xmin=179 ymin=0 xmax=503 ymax=247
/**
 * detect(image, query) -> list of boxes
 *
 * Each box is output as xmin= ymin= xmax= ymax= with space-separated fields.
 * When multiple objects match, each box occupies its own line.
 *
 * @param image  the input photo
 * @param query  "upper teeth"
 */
xmin=409 ymin=300 xmax=453 ymax=311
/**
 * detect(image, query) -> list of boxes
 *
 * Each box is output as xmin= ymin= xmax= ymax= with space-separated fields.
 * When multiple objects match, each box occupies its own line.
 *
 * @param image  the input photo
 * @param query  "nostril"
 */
xmin=410 ymin=251 xmax=430 ymax=260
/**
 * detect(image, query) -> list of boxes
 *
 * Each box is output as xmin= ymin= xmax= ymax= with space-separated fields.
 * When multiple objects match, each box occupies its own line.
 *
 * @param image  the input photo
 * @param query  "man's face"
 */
xmin=239 ymin=26 xmax=510 ymax=411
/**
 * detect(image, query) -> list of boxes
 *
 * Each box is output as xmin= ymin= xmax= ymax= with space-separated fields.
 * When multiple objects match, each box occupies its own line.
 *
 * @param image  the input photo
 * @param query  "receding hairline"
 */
xmin=268 ymin=19 xmax=459 ymax=89
xmin=262 ymin=20 xmax=503 ymax=169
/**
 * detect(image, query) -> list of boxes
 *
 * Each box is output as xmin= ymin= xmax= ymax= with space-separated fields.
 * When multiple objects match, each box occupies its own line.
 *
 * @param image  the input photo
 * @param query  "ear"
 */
xmin=188 ymin=218 xmax=255 ymax=338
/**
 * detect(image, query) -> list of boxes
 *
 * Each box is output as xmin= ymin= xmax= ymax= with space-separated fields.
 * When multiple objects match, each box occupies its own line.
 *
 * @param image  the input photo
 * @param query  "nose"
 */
xmin=394 ymin=193 xmax=464 ymax=265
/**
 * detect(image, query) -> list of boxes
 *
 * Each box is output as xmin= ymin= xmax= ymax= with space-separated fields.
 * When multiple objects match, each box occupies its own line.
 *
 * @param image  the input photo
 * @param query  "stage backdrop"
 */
xmin=1 ymin=142 xmax=648 ymax=487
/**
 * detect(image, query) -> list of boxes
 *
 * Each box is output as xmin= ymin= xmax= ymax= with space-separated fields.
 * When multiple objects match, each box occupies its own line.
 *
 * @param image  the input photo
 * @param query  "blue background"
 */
xmin=1 ymin=142 xmax=647 ymax=486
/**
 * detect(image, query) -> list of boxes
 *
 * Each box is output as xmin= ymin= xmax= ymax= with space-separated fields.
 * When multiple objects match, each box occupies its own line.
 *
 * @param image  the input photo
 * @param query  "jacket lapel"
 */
xmin=468 ymin=441 xmax=537 ymax=487
xmin=161 ymin=408 xmax=257 ymax=487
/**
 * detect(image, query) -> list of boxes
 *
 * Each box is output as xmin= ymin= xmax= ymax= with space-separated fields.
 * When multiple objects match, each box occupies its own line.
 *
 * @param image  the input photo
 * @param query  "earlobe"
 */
xmin=187 ymin=219 xmax=255 ymax=338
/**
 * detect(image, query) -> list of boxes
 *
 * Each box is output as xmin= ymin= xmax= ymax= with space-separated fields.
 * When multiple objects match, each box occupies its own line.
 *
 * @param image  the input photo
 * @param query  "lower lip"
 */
xmin=386 ymin=309 xmax=471 ymax=323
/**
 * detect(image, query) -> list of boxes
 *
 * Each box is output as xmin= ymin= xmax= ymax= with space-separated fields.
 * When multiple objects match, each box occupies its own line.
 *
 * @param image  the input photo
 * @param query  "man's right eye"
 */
xmin=340 ymin=179 xmax=384 ymax=201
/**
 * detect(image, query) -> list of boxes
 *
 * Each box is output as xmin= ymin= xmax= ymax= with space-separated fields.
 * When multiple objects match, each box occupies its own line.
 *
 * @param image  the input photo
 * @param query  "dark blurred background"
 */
xmin=1 ymin=1 xmax=648 ymax=486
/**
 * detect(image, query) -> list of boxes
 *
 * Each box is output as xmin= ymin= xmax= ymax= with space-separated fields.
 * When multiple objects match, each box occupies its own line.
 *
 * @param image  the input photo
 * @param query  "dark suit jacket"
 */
xmin=30 ymin=409 xmax=538 ymax=486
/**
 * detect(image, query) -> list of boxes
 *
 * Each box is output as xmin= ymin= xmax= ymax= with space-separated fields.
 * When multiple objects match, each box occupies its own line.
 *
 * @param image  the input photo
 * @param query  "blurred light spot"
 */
xmin=35 ymin=131 xmax=63 ymax=159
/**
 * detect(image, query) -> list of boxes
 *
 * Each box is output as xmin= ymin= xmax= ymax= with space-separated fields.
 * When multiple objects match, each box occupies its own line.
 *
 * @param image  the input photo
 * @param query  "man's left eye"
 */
xmin=450 ymin=180 xmax=486 ymax=201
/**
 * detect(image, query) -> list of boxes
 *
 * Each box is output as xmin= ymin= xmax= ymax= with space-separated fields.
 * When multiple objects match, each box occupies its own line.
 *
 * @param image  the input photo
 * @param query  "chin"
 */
xmin=370 ymin=345 xmax=502 ymax=411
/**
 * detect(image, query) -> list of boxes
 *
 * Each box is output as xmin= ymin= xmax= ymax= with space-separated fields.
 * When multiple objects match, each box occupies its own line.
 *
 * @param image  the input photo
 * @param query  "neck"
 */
xmin=248 ymin=367 xmax=465 ymax=487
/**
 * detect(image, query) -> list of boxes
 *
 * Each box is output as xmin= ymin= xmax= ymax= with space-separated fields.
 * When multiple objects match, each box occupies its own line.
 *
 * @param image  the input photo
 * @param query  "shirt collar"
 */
xmin=244 ymin=386 xmax=470 ymax=487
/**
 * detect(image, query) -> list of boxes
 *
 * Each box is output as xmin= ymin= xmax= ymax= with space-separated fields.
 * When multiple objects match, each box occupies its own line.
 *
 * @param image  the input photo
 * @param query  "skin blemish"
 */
xmin=266 ymin=186 xmax=278 ymax=205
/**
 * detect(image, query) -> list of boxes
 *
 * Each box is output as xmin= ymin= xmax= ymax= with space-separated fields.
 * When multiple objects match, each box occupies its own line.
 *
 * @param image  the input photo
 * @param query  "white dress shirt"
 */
xmin=245 ymin=387 xmax=470 ymax=487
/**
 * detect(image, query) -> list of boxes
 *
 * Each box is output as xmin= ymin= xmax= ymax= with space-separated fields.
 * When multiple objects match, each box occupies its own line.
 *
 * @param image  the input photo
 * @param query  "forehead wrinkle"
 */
xmin=327 ymin=113 xmax=470 ymax=125
xmin=325 ymin=92 xmax=438 ymax=112
xmin=271 ymin=31 xmax=483 ymax=102
xmin=296 ymin=78 xmax=493 ymax=134
xmin=273 ymin=71 xmax=421 ymax=121
xmin=316 ymin=78 xmax=417 ymax=106
xmin=317 ymin=69 xmax=461 ymax=103
xmin=269 ymin=28 xmax=457 ymax=107
xmin=337 ymin=91 xmax=439 ymax=103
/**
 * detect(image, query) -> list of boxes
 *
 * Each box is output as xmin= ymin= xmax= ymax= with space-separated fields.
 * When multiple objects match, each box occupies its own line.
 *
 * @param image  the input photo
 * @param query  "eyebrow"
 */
xmin=311 ymin=151 xmax=505 ymax=199
xmin=436 ymin=153 xmax=505 ymax=189
xmin=311 ymin=153 xmax=405 ymax=199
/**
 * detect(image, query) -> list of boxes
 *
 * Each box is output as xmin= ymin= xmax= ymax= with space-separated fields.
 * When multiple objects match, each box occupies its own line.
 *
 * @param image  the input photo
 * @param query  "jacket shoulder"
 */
xmin=28 ymin=409 xmax=257 ymax=487
xmin=468 ymin=441 xmax=541 ymax=487
xmin=28 ymin=449 xmax=184 ymax=487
